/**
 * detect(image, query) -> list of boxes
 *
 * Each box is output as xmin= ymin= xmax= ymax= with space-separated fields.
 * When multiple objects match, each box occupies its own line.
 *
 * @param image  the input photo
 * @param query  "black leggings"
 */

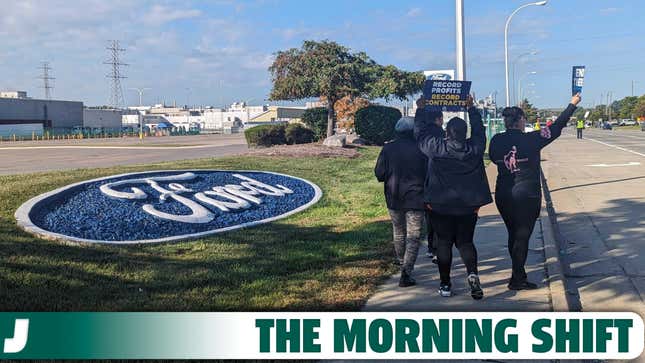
xmin=495 ymin=191 xmax=541 ymax=283
xmin=426 ymin=211 xmax=436 ymax=255
xmin=430 ymin=212 xmax=479 ymax=284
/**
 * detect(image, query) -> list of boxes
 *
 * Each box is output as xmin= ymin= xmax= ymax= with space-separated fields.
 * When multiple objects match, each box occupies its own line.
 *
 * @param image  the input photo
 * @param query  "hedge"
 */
xmin=285 ymin=124 xmax=315 ymax=145
xmin=354 ymin=105 xmax=402 ymax=145
xmin=244 ymin=124 xmax=287 ymax=147
xmin=301 ymin=107 xmax=328 ymax=141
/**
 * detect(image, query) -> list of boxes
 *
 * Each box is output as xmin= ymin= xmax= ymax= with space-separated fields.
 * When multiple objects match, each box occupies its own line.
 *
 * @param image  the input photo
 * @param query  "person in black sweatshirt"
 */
xmin=414 ymin=100 xmax=445 ymax=263
xmin=375 ymin=116 xmax=428 ymax=287
xmin=415 ymin=96 xmax=492 ymax=299
xmin=489 ymin=93 xmax=581 ymax=290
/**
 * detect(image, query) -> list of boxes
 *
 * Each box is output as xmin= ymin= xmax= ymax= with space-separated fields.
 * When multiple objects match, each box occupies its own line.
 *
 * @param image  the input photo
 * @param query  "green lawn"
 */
xmin=0 ymin=147 xmax=397 ymax=311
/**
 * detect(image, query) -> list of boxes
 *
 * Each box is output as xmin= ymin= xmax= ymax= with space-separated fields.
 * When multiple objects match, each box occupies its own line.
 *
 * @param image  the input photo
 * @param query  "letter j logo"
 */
xmin=3 ymin=319 xmax=29 ymax=353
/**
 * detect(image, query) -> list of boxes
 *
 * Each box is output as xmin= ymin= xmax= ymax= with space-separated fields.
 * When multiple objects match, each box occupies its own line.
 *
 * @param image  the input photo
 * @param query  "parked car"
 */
xmin=602 ymin=122 xmax=613 ymax=130
xmin=524 ymin=124 xmax=534 ymax=133
xmin=619 ymin=119 xmax=638 ymax=126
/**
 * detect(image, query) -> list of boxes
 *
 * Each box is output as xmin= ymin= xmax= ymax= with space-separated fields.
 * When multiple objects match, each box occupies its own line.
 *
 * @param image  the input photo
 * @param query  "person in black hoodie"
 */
xmin=489 ymin=93 xmax=581 ymax=290
xmin=375 ymin=116 xmax=428 ymax=287
xmin=415 ymin=95 xmax=492 ymax=299
xmin=414 ymin=100 xmax=445 ymax=263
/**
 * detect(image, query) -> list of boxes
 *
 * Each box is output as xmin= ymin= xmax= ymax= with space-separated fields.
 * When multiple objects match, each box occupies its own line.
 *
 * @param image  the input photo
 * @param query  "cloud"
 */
xmin=599 ymin=7 xmax=621 ymax=15
xmin=406 ymin=7 xmax=422 ymax=17
xmin=143 ymin=5 xmax=202 ymax=26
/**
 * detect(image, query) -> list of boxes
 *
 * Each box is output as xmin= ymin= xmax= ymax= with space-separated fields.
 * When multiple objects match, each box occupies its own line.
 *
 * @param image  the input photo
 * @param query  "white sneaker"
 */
xmin=438 ymin=283 xmax=452 ymax=297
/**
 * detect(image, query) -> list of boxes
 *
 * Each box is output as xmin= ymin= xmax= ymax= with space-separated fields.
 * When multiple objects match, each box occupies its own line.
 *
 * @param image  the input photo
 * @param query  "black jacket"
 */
xmin=374 ymin=131 xmax=427 ymax=211
xmin=489 ymin=103 xmax=577 ymax=197
xmin=415 ymin=107 xmax=492 ymax=215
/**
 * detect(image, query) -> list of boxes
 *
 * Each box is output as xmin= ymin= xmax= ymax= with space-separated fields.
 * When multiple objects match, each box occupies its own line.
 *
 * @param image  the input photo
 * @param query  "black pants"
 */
xmin=495 ymin=190 xmax=541 ymax=284
xmin=430 ymin=212 xmax=478 ymax=284
xmin=426 ymin=211 xmax=436 ymax=255
xmin=576 ymin=128 xmax=583 ymax=139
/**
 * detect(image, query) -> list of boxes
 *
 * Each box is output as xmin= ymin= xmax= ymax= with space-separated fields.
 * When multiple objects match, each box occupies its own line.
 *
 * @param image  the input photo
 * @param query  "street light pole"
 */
xmin=518 ymin=71 xmax=537 ymax=106
xmin=129 ymin=87 xmax=150 ymax=140
xmin=455 ymin=0 xmax=466 ymax=81
xmin=512 ymin=51 xmax=538 ymax=105
xmin=504 ymin=1 xmax=548 ymax=106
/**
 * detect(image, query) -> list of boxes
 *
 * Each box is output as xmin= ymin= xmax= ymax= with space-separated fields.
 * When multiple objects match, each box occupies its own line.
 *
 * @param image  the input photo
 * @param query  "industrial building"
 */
xmin=83 ymin=108 xmax=123 ymax=129
xmin=248 ymin=106 xmax=306 ymax=125
xmin=0 ymin=91 xmax=83 ymax=137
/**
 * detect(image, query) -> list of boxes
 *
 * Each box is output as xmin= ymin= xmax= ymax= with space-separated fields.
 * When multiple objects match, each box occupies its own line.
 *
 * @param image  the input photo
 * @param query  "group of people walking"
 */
xmin=375 ymin=91 xmax=581 ymax=299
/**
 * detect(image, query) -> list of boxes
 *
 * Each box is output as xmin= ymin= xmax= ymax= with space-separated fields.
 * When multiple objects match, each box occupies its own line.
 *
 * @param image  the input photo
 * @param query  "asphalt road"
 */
xmin=578 ymin=127 xmax=645 ymax=156
xmin=541 ymin=128 xmax=645 ymax=318
xmin=0 ymin=134 xmax=248 ymax=175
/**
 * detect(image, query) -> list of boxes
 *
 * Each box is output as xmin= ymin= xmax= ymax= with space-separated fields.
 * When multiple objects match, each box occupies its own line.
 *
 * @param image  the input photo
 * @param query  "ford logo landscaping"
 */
xmin=15 ymin=170 xmax=322 ymax=244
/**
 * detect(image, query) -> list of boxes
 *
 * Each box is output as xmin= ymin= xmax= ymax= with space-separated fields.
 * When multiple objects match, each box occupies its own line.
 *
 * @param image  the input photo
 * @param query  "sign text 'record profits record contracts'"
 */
xmin=423 ymin=80 xmax=472 ymax=112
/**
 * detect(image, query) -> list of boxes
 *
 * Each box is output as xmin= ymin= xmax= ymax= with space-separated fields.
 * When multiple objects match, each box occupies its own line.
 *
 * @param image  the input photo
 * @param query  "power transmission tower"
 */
xmin=38 ymin=62 xmax=55 ymax=100
xmin=104 ymin=40 xmax=128 ymax=109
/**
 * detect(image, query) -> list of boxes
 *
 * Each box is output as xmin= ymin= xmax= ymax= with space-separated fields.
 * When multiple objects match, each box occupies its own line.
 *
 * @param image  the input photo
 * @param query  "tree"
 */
xmin=589 ymin=105 xmax=606 ymax=123
xmin=334 ymin=96 xmax=370 ymax=130
xmin=634 ymin=98 xmax=645 ymax=119
xmin=618 ymin=96 xmax=639 ymax=119
xmin=519 ymin=98 xmax=538 ymax=123
xmin=573 ymin=106 xmax=586 ymax=120
xmin=268 ymin=40 xmax=423 ymax=137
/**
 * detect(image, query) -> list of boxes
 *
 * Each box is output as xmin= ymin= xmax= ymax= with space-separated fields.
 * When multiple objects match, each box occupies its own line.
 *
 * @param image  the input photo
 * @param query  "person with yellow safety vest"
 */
xmin=576 ymin=119 xmax=585 ymax=139
xmin=534 ymin=120 xmax=540 ymax=131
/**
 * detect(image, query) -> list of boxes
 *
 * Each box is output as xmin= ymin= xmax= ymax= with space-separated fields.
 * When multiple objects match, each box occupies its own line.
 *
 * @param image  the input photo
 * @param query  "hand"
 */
xmin=466 ymin=94 xmax=474 ymax=108
xmin=571 ymin=93 xmax=581 ymax=106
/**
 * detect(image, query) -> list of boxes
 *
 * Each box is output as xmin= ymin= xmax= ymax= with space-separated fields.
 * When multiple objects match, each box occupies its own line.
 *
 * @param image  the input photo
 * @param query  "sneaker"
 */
xmin=467 ymin=274 xmax=484 ymax=300
xmin=508 ymin=280 xmax=539 ymax=290
xmin=438 ymin=283 xmax=452 ymax=297
xmin=399 ymin=270 xmax=416 ymax=287
xmin=432 ymin=255 xmax=438 ymax=264
xmin=425 ymin=251 xmax=433 ymax=258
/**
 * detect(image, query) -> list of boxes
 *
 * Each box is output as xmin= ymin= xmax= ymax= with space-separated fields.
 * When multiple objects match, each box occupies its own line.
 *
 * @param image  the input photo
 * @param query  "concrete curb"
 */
xmin=540 ymin=208 xmax=570 ymax=312
xmin=540 ymin=168 xmax=582 ymax=313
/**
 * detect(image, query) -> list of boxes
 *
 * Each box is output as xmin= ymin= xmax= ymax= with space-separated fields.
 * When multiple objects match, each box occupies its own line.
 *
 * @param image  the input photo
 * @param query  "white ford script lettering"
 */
xmin=99 ymin=173 xmax=293 ymax=224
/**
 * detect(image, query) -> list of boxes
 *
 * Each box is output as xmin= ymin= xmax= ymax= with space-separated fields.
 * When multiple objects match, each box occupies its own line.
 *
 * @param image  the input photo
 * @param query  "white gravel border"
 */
xmin=14 ymin=170 xmax=323 ymax=245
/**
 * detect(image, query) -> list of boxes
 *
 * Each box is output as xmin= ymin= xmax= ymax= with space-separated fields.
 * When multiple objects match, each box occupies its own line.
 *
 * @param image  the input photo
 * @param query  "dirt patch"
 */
xmin=244 ymin=143 xmax=361 ymax=158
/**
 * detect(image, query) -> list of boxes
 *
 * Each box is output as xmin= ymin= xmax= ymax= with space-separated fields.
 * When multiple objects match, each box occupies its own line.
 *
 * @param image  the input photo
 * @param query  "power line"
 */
xmin=104 ymin=40 xmax=128 ymax=109
xmin=38 ymin=61 xmax=55 ymax=100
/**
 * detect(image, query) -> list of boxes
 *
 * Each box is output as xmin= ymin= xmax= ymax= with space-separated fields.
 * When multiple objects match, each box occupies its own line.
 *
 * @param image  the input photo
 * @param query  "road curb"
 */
xmin=539 ymin=208 xmax=570 ymax=312
xmin=540 ymin=168 xmax=582 ymax=313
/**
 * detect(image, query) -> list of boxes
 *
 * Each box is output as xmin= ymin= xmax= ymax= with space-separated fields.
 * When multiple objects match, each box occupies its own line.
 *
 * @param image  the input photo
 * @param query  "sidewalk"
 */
xmin=540 ymin=132 xmax=645 ymax=318
xmin=365 ymin=165 xmax=555 ymax=312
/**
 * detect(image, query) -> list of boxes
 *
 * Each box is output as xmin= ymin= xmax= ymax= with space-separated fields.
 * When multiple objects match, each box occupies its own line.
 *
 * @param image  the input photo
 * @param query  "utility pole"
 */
xmin=607 ymin=92 xmax=612 ymax=123
xmin=104 ymin=40 xmax=128 ymax=109
xmin=38 ymin=62 xmax=55 ymax=100
xmin=129 ymin=87 xmax=150 ymax=107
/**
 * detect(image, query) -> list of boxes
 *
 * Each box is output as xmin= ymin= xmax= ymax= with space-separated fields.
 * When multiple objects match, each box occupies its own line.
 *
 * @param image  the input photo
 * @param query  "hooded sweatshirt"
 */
xmin=374 ymin=131 xmax=427 ymax=211
xmin=414 ymin=107 xmax=493 ymax=215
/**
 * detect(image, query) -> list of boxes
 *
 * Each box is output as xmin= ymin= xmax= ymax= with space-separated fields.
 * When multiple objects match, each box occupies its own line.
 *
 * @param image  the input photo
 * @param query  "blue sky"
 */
xmin=0 ymin=0 xmax=642 ymax=109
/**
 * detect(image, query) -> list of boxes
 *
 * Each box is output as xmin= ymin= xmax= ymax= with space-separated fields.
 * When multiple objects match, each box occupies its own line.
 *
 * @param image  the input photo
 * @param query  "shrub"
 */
xmin=244 ymin=124 xmax=287 ymax=147
xmin=301 ymin=107 xmax=328 ymax=141
xmin=354 ymin=105 xmax=402 ymax=145
xmin=285 ymin=123 xmax=315 ymax=145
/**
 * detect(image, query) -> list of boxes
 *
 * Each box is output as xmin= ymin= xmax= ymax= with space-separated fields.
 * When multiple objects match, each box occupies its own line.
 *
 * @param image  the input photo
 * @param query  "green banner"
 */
xmin=1 ymin=312 xmax=642 ymax=360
